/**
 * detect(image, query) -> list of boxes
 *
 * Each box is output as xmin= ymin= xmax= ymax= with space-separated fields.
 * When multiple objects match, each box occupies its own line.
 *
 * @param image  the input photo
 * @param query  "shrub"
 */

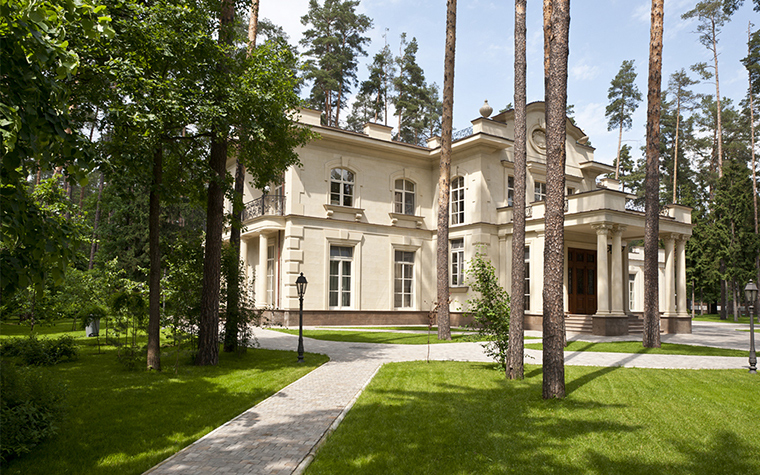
xmin=0 ymin=335 xmax=78 ymax=366
xmin=464 ymin=246 xmax=511 ymax=370
xmin=0 ymin=361 xmax=66 ymax=462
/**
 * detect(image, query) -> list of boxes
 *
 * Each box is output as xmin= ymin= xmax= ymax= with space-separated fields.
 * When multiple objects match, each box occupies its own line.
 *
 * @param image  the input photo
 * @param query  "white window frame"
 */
xmin=534 ymin=182 xmax=546 ymax=202
xmin=524 ymin=246 xmax=531 ymax=311
xmin=329 ymin=246 xmax=353 ymax=309
xmin=394 ymin=179 xmax=416 ymax=215
xmin=394 ymin=249 xmax=415 ymax=309
xmin=629 ymin=273 xmax=636 ymax=310
xmin=330 ymin=168 xmax=355 ymax=207
xmin=451 ymin=239 xmax=465 ymax=287
xmin=266 ymin=244 xmax=276 ymax=305
xmin=451 ymin=176 xmax=465 ymax=225
xmin=507 ymin=175 xmax=514 ymax=207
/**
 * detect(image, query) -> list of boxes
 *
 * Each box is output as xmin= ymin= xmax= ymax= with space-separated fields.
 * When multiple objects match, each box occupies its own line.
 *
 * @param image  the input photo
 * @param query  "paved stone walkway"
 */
xmin=144 ymin=321 xmax=755 ymax=475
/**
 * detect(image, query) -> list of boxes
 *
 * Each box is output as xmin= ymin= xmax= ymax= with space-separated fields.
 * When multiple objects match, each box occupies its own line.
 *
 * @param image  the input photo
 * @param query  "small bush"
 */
xmin=0 ymin=335 xmax=78 ymax=366
xmin=0 ymin=361 xmax=67 ymax=462
xmin=465 ymin=246 xmax=511 ymax=370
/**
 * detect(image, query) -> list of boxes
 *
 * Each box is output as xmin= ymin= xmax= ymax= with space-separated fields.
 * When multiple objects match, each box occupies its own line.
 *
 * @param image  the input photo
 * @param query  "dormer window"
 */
xmin=330 ymin=168 xmax=355 ymax=207
xmin=394 ymin=179 xmax=415 ymax=215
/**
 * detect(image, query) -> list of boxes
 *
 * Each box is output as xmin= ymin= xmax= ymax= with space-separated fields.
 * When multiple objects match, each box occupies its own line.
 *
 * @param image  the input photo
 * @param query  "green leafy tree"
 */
xmin=605 ymin=60 xmax=642 ymax=180
xmin=465 ymin=247 xmax=510 ymax=370
xmin=666 ymin=69 xmax=700 ymax=204
xmin=1 ymin=0 xmax=112 ymax=300
xmin=300 ymin=0 xmax=372 ymax=127
xmin=348 ymin=41 xmax=396 ymax=130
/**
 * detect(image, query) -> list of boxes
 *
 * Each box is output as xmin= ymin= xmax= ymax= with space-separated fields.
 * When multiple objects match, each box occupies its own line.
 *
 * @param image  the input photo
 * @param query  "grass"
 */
xmin=524 ymin=340 xmax=747 ymax=357
xmin=329 ymin=326 xmax=472 ymax=332
xmin=1 ymin=321 xmax=329 ymax=475
xmin=692 ymin=313 xmax=757 ymax=325
xmin=305 ymin=361 xmax=760 ymax=475
xmin=271 ymin=329 xmax=492 ymax=345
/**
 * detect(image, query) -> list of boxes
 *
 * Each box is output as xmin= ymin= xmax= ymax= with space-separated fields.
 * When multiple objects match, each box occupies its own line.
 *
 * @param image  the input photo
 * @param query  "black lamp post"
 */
xmin=744 ymin=280 xmax=757 ymax=374
xmin=296 ymin=273 xmax=308 ymax=363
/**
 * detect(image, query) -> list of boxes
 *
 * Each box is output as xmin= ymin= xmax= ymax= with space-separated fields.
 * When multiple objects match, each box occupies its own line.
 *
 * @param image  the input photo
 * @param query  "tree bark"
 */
xmin=88 ymin=171 xmax=105 ymax=270
xmin=712 ymin=15 xmax=723 ymax=178
xmin=247 ymin=0 xmax=259 ymax=51
xmin=508 ymin=0 xmax=527 ymax=381
xmin=196 ymin=0 xmax=236 ymax=366
xmin=673 ymin=96 xmax=681 ymax=204
xmin=436 ymin=0 xmax=457 ymax=341
xmin=615 ymin=117 xmax=623 ymax=180
xmin=147 ymin=146 xmax=162 ymax=371
xmin=224 ymin=159 xmax=245 ymax=353
xmin=542 ymin=0 xmax=569 ymax=399
xmin=750 ymin=22 xmax=760 ymax=312
xmin=643 ymin=0 xmax=664 ymax=348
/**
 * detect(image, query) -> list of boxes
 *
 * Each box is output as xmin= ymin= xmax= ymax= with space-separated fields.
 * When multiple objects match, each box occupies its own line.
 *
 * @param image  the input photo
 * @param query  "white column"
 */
xmin=240 ymin=238 xmax=249 ymax=287
xmin=257 ymin=233 xmax=269 ymax=308
xmin=663 ymin=234 xmax=676 ymax=317
xmin=676 ymin=235 xmax=688 ymax=317
xmin=622 ymin=242 xmax=630 ymax=314
xmin=593 ymin=224 xmax=610 ymax=315
xmin=611 ymin=225 xmax=625 ymax=315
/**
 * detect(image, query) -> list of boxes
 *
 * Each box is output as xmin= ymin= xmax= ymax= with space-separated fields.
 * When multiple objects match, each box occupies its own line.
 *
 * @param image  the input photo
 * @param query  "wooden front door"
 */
xmin=568 ymin=248 xmax=597 ymax=315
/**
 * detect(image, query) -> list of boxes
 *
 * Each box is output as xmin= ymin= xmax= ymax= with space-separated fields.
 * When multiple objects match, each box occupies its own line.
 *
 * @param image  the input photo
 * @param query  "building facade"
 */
xmin=226 ymin=102 xmax=693 ymax=335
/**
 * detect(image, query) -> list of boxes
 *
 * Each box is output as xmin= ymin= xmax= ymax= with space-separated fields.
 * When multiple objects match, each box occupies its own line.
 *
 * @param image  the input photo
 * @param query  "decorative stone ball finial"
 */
xmin=479 ymin=100 xmax=493 ymax=118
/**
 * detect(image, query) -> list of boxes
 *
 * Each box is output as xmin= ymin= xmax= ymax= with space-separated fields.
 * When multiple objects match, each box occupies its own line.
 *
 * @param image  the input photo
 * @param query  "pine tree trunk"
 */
xmin=508 ymin=0 xmax=527 ymax=381
xmin=224 ymin=159 xmax=245 ymax=353
xmin=88 ymin=172 xmax=105 ymax=270
xmin=196 ymin=0 xmax=235 ymax=366
xmin=437 ymin=0 xmax=457 ymax=341
xmin=720 ymin=260 xmax=727 ymax=320
xmin=542 ymin=0 xmax=569 ymax=399
xmin=750 ymin=22 xmax=760 ymax=311
xmin=673 ymin=97 xmax=681 ymax=203
xmin=643 ymin=0 xmax=664 ymax=348
xmin=147 ymin=146 xmax=162 ymax=371
xmin=712 ymin=16 xmax=723 ymax=178
xmin=247 ymin=0 xmax=259 ymax=51
xmin=615 ymin=118 xmax=623 ymax=180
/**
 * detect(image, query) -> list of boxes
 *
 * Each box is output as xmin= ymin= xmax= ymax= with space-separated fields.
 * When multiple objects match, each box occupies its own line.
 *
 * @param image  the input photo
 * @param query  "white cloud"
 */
xmin=571 ymin=62 xmax=600 ymax=81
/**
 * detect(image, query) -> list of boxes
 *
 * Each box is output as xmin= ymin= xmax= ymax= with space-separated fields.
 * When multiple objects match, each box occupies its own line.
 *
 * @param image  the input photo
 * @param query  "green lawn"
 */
xmin=271 ymin=329 xmax=493 ymax=344
xmin=524 ymin=340 xmax=746 ymax=357
xmin=305 ymin=362 xmax=760 ymax=475
xmin=692 ymin=313 xmax=758 ymax=325
xmin=329 ymin=326 xmax=472 ymax=332
xmin=1 ymin=325 xmax=328 ymax=475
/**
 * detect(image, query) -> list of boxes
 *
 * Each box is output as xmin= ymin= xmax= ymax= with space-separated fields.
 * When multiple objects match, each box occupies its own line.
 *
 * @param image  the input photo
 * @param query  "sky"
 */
xmin=260 ymin=0 xmax=759 ymax=168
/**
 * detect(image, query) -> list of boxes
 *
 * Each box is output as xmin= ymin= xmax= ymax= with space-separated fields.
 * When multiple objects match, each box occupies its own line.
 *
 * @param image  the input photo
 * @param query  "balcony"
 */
xmin=242 ymin=194 xmax=285 ymax=221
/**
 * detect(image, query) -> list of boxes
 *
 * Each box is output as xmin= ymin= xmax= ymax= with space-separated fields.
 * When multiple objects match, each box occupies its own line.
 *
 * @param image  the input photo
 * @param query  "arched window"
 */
xmin=451 ymin=176 xmax=465 ymax=225
xmin=330 ymin=168 xmax=355 ymax=207
xmin=394 ymin=179 xmax=416 ymax=215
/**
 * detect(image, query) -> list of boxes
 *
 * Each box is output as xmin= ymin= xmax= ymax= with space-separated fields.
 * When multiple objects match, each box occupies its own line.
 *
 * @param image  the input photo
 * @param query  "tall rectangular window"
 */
xmin=329 ymin=246 xmax=353 ymax=308
xmin=507 ymin=176 xmax=514 ymax=207
xmin=394 ymin=250 xmax=415 ymax=308
xmin=534 ymin=182 xmax=546 ymax=202
xmin=266 ymin=244 xmax=276 ymax=305
xmin=451 ymin=239 xmax=465 ymax=286
xmin=394 ymin=179 xmax=415 ymax=215
xmin=629 ymin=274 xmax=636 ymax=309
xmin=524 ymin=246 xmax=531 ymax=311
xmin=451 ymin=176 xmax=465 ymax=225
xmin=330 ymin=168 xmax=354 ymax=207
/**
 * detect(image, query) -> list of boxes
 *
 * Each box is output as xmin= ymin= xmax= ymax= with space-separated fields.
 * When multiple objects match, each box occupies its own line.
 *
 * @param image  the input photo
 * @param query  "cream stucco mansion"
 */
xmin=225 ymin=102 xmax=693 ymax=336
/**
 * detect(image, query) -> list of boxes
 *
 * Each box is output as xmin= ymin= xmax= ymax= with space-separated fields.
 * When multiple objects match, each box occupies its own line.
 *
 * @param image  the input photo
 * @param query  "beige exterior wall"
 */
xmin=225 ymin=102 xmax=693 ymax=330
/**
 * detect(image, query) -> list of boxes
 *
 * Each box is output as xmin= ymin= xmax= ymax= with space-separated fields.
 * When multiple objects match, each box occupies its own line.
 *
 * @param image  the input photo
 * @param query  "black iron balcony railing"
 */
xmin=242 ymin=194 xmax=285 ymax=221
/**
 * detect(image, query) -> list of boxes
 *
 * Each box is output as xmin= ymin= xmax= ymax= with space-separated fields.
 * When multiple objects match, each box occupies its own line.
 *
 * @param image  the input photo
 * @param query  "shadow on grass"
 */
xmin=2 ymin=340 xmax=327 ymax=475
xmin=303 ymin=362 xmax=760 ymax=475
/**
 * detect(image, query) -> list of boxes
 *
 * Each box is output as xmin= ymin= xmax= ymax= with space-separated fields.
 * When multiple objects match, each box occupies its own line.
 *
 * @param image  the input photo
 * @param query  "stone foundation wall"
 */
xmin=263 ymin=310 xmax=473 ymax=328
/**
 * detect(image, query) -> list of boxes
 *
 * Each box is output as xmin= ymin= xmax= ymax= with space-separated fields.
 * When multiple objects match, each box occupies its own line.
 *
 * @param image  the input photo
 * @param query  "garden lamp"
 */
xmin=744 ymin=280 xmax=757 ymax=374
xmin=296 ymin=273 xmax=307 ymax=363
